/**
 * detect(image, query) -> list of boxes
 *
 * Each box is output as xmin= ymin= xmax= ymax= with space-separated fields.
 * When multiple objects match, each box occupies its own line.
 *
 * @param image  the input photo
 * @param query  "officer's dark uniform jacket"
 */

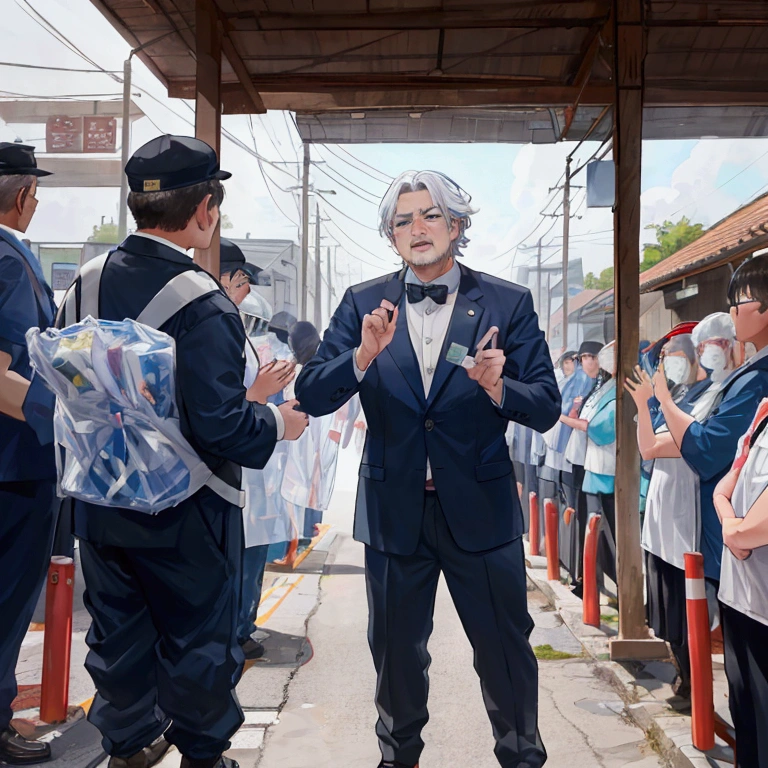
xmin=0 ymin=227 xmax=56 ymax=480
xmin=60 ymin=234 xmax=278 ymax=545
xmin=0 ymin=226 xmax=58 ymax=737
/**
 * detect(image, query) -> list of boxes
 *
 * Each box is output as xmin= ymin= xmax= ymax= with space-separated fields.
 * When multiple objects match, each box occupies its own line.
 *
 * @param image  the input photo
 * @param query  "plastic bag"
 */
xmin=27 ymin=317 xmax=208 ymax=513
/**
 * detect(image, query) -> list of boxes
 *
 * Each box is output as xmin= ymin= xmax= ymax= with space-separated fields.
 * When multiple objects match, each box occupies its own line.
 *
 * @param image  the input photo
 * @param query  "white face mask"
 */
xmin=700 ymin=344 xmax=728 ymax=376
xmin=597 ymin=347 xmax=615 ymax=375
xmin=664 ymin=356 xmax=690 ymax=385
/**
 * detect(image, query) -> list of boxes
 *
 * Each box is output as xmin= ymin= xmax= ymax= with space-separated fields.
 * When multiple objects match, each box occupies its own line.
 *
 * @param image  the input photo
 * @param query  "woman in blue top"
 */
xmin=562 ymin=342 xmax=617 ymax=597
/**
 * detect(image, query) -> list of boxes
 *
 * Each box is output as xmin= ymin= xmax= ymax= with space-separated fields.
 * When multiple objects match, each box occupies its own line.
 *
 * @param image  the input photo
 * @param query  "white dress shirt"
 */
xmin=355 ymin=261 xmax=461 ymax=481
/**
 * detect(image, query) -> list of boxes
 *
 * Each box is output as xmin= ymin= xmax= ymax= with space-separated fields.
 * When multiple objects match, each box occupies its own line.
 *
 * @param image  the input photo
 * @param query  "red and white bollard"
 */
xmin=685 ymin=551 xmax=715 ymax=752
xmin=40 ymin=556 xmax=75 ymax=724
xmin=529 ymin=492 xmax=540 ymax=557
xmin=545 ymin=498 xmax=559 ymax=581
xmin=582 ymin=515 xmax=601 ymax=628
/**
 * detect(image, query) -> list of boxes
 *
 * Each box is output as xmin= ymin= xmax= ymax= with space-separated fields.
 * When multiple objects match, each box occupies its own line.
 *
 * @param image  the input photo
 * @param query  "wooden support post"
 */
xmin=609 ymin=0 xmax=667 ymax=661
xmin=194 ymin=0 xmax=222 ymax=277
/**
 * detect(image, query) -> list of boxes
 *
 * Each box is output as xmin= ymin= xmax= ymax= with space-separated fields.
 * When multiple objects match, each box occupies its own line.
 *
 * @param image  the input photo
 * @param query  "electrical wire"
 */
xmin=312 ymin=159 xmax=381 ymax=204
xmin=322 ymin=215 xmax=393 ymax=265
xmin=0 ymin=61 xmax=121 ymax=73
xmin=323 ymin=144 xmax=393 ymax=183
xmin=317 ymin=194 xmax=379 ymax=231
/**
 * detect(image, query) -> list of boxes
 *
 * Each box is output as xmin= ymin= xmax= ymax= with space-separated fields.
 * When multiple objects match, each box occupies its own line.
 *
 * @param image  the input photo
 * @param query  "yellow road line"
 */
xmin=291 ymin=524 xmax=332 ymax=570
xmin=257 ymin=575 xmax=304 ymax=625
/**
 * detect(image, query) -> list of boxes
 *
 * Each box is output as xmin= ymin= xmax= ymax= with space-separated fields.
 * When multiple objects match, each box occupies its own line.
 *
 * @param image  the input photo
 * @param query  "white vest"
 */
xmin=719 ymin=426 xmax=768 ymax=627
xmin=642 ymin=380 xmax=723 ymax=569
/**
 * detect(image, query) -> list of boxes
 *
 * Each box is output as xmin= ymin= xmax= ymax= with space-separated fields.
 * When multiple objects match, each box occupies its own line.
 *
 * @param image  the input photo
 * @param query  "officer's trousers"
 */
xmin=78 ymin=502 xmax=245 ymax=760
xmin=365 ymin=493 xmax=546 ymax=768
xmin=0 ymin=481 xmax=56 ymax=731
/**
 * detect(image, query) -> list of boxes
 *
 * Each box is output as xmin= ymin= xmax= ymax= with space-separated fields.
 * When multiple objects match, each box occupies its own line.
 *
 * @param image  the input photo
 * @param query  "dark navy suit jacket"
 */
xmin=60 ymin=235 xmax=279 ymax=547
xmin=0 ymin=228 xmax=56 ymax=482
xmin=295 ymin=263 xmax=561 ymax=555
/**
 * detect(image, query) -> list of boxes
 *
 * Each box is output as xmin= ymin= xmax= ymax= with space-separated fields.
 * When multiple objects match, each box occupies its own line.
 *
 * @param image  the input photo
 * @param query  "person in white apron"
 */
xmin=714 ymin=401 xmax=768 ymax=768
xmin=234 ymin=288 xmax=298 ymax=659
xmin=626 ymin=315 xmax=736 ymax=698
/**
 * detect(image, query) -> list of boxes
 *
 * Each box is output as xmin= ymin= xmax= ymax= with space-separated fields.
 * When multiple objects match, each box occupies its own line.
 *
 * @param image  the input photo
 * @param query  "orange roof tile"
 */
xmin=640 ymin=192 xmax=768 ymax=292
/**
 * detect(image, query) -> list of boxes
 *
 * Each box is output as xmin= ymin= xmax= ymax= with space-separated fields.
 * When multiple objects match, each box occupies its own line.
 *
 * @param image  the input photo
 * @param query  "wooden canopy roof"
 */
xmin=89 ymin=0 xmax=768 ymax=127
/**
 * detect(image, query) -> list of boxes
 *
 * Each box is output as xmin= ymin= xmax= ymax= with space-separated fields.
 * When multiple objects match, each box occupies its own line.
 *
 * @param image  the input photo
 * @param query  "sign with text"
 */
xmin=51 ymin=262 xmax=78 ymax=291
xmin=46 ymin=116 xmax=83 ymax=153
xmin=83 ymin=116 xmax=117 ymax=153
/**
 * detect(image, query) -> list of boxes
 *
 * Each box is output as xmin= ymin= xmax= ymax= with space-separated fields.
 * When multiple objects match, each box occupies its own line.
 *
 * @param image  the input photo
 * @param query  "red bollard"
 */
xmin=582 ymin=515 xmax=601 ymax=627
xmin=529 ymin=492 xmax=540 ymax=556
xmin=564 ymin=506 xmax=575 ymax=525
xmin=40 ymin=556 xmax=75 ymax=724
xmin=545 ymin=498 xmax=559 ymax=581
xmin=685 ymin=552 xmax=715 ymax=752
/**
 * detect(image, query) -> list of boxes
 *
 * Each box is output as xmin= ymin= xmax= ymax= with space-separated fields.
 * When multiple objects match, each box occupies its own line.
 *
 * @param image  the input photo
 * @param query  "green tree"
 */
xmin=640 ymin=216 xmax=704 ymax=272
xmin=584 ymin=267 xmax=614 ymax=290
xmin=88 ymin=221 xmax=120 ymax=243
xmin=221 ymin=213 xmax=234 ymax=230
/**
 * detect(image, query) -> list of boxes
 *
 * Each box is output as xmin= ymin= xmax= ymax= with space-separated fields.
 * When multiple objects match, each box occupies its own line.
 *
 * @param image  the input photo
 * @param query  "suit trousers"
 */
xmin=364 ymin=493 xmax=546 ymax=768
xmin=0 ymin=481 xmax=57 ymax=731
xmin=78 ymin=503 xmax=244 ymax=760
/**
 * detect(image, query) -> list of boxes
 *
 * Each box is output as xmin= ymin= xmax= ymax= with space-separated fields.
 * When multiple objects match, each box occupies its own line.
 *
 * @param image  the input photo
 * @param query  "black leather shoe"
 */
xmin=108 ymin=736 xmax=171 ymax=768
xmin=0 ymin=726 xmax=51 ymax=765
xmin=239 ymin=638 xmax=265 ymax=660
xmin=377 ymin=761 xmax=418 ymax=768
xmin=180 ymin=756 xmax=239 ymax=768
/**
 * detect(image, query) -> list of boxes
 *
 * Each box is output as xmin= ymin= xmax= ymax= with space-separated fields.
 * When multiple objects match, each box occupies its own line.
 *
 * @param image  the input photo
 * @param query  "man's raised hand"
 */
xmin=356 ymin=300 xmax=399 ymax=372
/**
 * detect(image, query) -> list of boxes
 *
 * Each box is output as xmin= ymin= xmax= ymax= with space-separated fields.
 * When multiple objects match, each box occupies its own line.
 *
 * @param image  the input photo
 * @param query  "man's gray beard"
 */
xmin=404 ymin=246 xmax=453 ymax=268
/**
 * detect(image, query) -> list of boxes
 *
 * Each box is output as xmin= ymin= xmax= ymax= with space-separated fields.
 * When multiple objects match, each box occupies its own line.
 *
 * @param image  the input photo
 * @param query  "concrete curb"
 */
xmin=524 ymin=549 xmax=733 ymax=768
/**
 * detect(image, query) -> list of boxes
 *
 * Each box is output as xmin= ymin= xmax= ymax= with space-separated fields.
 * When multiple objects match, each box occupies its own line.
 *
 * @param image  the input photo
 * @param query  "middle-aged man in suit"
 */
xmin=0 ymin=142 xmax=58 ymax=765
xmin=296 ymin=170 xmax=561 ymax=768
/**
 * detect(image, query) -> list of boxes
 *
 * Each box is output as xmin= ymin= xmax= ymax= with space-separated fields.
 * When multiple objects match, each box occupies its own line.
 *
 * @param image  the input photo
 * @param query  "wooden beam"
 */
xmin=561 ymin=23 xmax=605 ymax=139
xmin=609 ymin=0 xmax=666 ymax=660
xmin=194 ymin=0 xmax=222 ymax=277
xmin=228 ymin=8 xmax=607 ymax=31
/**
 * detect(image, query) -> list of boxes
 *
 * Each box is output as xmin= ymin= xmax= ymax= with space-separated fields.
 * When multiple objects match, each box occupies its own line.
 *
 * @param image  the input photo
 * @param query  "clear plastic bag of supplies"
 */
xmin=26 ymin=317 xmax=210 ymax=513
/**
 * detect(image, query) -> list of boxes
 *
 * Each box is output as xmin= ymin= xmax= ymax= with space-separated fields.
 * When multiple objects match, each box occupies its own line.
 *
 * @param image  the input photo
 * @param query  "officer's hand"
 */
xmin=279 ymin=399 xmax=309 ymax=441
xmin=356 ymin=300 xmax=398 ymax=372
xmin=246 ymin=360 xmax=296 ymax=404
xmin=467 ymin=348 xmax=505 ymax=404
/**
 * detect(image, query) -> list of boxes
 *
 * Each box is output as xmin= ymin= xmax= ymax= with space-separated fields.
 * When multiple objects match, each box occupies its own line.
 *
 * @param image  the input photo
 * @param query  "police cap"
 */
xmin=0 ymin=142 xmax=52 ymax=177
xmin=220 ymin=238 xmax=262 ymax=283
xmin=126 ymin=135 xmax=231 ymax=193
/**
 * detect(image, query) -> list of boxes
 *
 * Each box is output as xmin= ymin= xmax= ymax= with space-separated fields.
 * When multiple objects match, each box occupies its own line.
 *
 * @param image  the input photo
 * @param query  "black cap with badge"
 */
xmin=125 ymin=135 xmax=231 ymax=193
xmin=0 ymin=142 xmax=53 ymax=177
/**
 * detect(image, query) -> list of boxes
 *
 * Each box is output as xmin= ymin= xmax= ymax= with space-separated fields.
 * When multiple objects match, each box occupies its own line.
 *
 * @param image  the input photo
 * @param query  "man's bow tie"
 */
xmin=406 ymin=282 xmax=449 ymax=305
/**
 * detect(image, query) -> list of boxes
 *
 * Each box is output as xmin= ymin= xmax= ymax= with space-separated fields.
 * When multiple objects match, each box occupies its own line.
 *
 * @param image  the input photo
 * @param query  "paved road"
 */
xmin=250 ymin=451 xmax=666 ymax=768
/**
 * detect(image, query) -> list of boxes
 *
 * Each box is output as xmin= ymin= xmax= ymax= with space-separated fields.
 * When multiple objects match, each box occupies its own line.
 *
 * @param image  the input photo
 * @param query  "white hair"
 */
xmin=378 ymin=170 xmax=478 ymax=257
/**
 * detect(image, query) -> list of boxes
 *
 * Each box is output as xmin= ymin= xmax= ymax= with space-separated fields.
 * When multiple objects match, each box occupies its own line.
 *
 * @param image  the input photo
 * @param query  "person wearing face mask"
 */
xmin=560 ymin=341 xmax=603 ymax=595
xmin=628 ymin=257 xmax=768 ymax=712
xmin=660 ymin=334 xmax=701 ymax=403
xmin=625 ymin=318 xmax=735 ymax=700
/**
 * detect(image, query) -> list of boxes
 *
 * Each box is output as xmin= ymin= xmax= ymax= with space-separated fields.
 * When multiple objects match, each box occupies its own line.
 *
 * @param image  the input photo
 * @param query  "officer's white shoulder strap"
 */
xmin=58 ymin=252 xmax=110 ymax=326
xmin=136 ymin=270 xmax=221 ymax=330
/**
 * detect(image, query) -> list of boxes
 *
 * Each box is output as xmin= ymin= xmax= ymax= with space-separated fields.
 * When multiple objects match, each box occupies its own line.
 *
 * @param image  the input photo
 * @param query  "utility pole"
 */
xmin=117 ymin=57 xmax=132 ymax=242
xmin=300 ymin=142 xmax=310 ymax=320
xmin=314 ymin=201 xmax=322 ymax=329
xmin=562 ymin=155 xmax=572 ymax=351
xmin=536 ymin=237 xmax=543 ymax=317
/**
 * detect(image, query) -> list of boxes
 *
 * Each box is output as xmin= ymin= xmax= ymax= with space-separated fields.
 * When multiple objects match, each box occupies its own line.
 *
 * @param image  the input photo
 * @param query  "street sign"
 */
xmin=83 ymin=116 xmax=118 ymax=153
xmin=46 ymin=116 xmax=83 ymax=153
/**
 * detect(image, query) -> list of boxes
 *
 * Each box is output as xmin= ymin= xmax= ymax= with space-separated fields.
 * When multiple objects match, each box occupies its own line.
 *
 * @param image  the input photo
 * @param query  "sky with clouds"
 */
xmin=4 ymin=0 xmax=768 ymax=296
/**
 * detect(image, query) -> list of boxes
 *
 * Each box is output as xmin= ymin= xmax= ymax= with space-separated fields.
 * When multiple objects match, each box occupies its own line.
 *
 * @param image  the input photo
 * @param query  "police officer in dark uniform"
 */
xmin=59 ymin=136 xmax=308 ymax=768
xmin=0 ymin=143 xmax=57 ymax=764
